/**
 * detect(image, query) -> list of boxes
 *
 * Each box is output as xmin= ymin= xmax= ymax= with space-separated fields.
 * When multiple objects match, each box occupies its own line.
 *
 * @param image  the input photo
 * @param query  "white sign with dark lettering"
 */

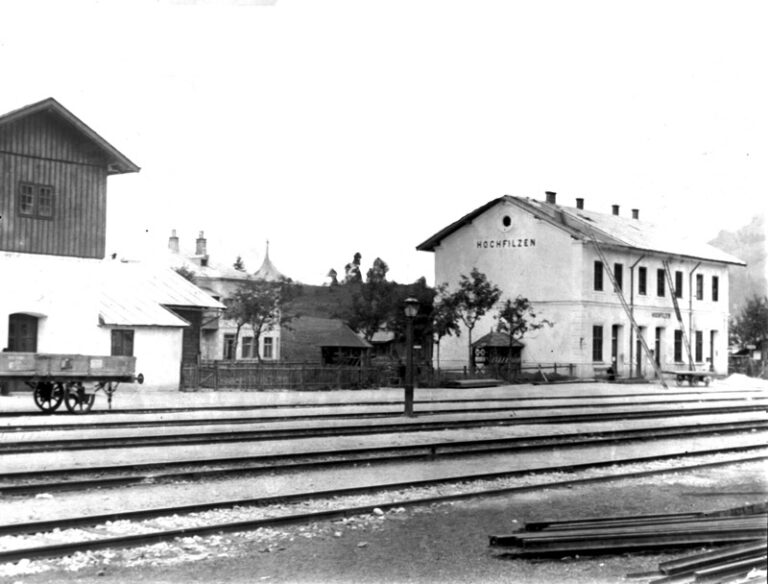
xmin=476 ymin=238 xmax=536 ymax=249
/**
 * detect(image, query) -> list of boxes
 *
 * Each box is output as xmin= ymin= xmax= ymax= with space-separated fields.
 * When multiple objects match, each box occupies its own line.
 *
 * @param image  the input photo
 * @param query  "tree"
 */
xmin=452 ymin=268 xmax=502 ymax=373
xmin=349 ymin=257 xmax=396 ymax=341
xmin=731 ymin=294 xmax=768 ymax=351
xmin=343 ymin=252 xmax=362 ymax=285
xmin=430 ymin=284 xmax=461 ymax=377
xmin=224 ymin=278 xmax=295 ymax=362
xmin=495 ymin=296 xmax=553 ymax=378
xmin=233 ymin=256 xmax=246 ymax=272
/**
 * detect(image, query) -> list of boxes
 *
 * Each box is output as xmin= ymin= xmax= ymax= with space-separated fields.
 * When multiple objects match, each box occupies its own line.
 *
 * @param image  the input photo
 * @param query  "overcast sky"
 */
xmin=1 ymin=0 xmax=765 ymax=284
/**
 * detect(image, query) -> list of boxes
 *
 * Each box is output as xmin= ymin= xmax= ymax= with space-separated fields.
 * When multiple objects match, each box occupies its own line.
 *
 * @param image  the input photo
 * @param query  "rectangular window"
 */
xmin=614 ymin=263 xmax=623 ymax=291
xmin=674 ymin=330 xmax=683 ymax=362
xmin=657 ymin=269 xmax=665 ymax=297
xmin=592 ymin=325 xmax=603 ymax=361
xmin=712 ymin=276 xmax=719 ymax=302
xmin=695 ymin=274 xmax=704 ymax=300
xmin=18 ymin=182 xmax=55 ymax=219
xmin=241 ymin=337 xmax=254 ymax=359
xmin=111 ymin=330 xmax=134 ymax=357
xmin=675 ymin=270 xmax=683 ymax=298
xmin=638 ymin=267 xmax=647 ymax=295
xmin=695 ymin=330 xmax=703 ymax=362
xmin=223 ymin=334 xmax=236 ymax=360
xmin=263 ymin=337 xmax=274 ymax=359
xmin=594 ymin=261 xmax=604 ymax=291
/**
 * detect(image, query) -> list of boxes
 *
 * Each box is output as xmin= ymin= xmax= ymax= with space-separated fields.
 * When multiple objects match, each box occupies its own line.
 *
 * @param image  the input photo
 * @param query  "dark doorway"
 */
xmin=8 ymin=314 xmax=38 ymax=352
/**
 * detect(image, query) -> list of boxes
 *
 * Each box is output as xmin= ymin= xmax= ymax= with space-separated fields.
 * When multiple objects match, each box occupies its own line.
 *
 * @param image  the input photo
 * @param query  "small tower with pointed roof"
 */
xmin=253 ymin=240 xmax=287 ymax=282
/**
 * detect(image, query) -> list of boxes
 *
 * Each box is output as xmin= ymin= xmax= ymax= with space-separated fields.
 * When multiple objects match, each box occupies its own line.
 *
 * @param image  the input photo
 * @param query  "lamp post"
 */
xmin=403 ymin=297 xmax=419 ymax=417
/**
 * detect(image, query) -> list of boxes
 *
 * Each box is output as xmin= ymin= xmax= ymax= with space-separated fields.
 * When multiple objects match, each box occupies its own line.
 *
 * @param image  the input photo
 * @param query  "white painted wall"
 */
xmin=428 ymin=201 xmax=732 ymax=378
xmin=98 ymin=326 xmax=183 ymax=390
xmin=1 ymin=252 xmax=186 ymax=390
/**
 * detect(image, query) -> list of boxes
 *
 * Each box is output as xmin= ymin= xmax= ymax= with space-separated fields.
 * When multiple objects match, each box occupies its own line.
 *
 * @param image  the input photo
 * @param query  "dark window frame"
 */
xmin=110 ymin=329 xmax=134 ymax=357
xmin=241 ymin=336 xmax=254 ymax=359
xmin=674 ymin=270 xmax=684 ymax=299
xmin=614 ymin=263 xmax=623 ymax=291
xmin=18 ymin=182 xmax=55 ymax=220
xmin=594 ymin=261 xmax=604 ymax=291
xmin=263 ymin=337 xmax=274 ymax=359
xmin=592 ymin=325 xmax=604 ymax=362
xmin=695 ymin=274 xmax=704 ymax=300
xmin=657 ymin=269 xmax=665 ymax=297
xmin=712 ymin=276 xmax=719 ymax=302
xmin=674 ymin=329 xmax=683 ymax=362
xmin=638 ymin=266 xmax=647 ymax=295
xmin=695 ymin=330 xmax=703 ymax=362
xmin=223 ymin=334 xmax=236 ymax=360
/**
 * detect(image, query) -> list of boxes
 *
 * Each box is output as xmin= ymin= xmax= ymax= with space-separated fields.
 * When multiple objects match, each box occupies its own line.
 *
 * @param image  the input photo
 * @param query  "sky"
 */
xmin=1 ymin=0 xmax=765 ymax=285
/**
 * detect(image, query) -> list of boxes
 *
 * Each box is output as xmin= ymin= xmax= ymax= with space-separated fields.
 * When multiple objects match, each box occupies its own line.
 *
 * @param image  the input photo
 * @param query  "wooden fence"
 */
xmin=181 ymin=361 xmax=396 ymax=391
xmin=181 ymin=360 xmax=577 ymax=391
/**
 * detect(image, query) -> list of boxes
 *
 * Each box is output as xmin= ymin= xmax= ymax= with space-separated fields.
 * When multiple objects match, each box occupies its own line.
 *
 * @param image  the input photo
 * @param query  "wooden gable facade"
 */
xmin=0 ymin=98 xmax=139 ymax=259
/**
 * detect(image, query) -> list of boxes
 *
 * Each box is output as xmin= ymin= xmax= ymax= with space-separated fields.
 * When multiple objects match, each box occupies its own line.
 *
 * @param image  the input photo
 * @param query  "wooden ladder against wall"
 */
xmin=662 ymin=260 xmax=695 ymax=371
xmin=590 ymin=236 xmax=668 ymax=388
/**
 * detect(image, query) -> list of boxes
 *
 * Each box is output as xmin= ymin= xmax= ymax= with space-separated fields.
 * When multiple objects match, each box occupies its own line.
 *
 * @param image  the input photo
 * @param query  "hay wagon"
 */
xmin=0 ymin=352 xmax=144 ymax=413
xmin=662 ymin=369 xmax=712 ymax=387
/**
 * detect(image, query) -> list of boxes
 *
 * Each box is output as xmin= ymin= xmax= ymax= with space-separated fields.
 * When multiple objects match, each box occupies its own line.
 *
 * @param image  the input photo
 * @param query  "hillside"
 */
xmin=708 ymin=214 xmax=767 ymax=314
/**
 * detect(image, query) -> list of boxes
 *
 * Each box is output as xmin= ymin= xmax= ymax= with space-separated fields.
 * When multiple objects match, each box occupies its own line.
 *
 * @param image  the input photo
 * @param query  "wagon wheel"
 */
xmin=703 ymin=376 xmax=711 ymax=387
xmin=33 ymin=381 xmax=64 ymax=413
xmin=64 ymin=382 xmax=96 ymax=414
xmin=675 ymin=375 xmax=684 ymax=387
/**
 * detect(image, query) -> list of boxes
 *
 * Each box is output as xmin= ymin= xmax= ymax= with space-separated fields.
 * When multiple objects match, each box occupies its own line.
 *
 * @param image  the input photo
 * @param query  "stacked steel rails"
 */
xmin=490 ymin=504 xmax=767 ymax=583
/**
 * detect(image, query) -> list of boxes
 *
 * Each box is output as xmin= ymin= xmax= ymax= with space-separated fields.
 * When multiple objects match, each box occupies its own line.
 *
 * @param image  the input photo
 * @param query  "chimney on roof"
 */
xmin=195 ymin=231 xmax=207 ymax=256
xmin=576 ymin=198 xmax=584 ymax=210
xmin=612 ymin=205 xmax=620 ymax=216
xmin=545 ymin=191 xmax=557 ymax=204
xmin=632 ymin=208 xmax=639 ymax=220
xmin=168 ymin=229 xmax=179 ymax=254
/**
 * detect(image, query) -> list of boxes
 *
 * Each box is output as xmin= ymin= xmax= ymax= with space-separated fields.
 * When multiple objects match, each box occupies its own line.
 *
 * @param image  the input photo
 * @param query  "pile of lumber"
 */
xmin=489 ymin=504 xmax=767 ymax=566
xmin=640 ymin=541 xmax=767 ymax=583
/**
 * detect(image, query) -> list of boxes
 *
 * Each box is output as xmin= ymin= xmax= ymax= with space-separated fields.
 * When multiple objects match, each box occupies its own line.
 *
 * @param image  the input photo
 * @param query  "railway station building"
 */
xmin=0 ymin=98 xmax=222 ymax=390
xmin=417 ymin=192 xmax=746 ymax=379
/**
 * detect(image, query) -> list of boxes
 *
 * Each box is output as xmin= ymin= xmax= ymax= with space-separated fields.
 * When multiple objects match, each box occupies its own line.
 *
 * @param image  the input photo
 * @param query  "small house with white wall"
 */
xmin=0 ymin=98 xmax=222 ymax=390
xmin=164 ymin=232 xmax=284 ymax=362
xmin=417 ymin=192 xmax=745 ymax=379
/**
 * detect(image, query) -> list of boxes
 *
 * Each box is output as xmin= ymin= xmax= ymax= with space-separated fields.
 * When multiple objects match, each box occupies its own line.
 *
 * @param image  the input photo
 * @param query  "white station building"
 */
xmin=417 ymin=192 xmax=745 ymax=379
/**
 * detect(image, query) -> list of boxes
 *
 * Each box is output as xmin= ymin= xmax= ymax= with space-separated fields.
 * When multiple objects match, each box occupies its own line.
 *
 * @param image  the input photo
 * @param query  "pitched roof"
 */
xmin=473 ymin=331 xmax=524 ymax=348
xmin=101 ymin=261 xmax=225 ymax=312
xmin=417 ymin=195 xmax=746 ymax=266
xmin=285 ymin=317 xmax=372 ymax=349
xmin=0 ymin=97 xmax=140 ymax=175
xmin=254 ymin=241 xmax=287 ymax=282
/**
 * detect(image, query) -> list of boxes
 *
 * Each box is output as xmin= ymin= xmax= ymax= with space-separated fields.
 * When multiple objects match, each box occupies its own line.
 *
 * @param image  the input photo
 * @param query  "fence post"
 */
xmin=554 ymin=362 xmax=558 ymax=375
xmin=569 ymin=363 xmax=574 ymax=377
xmin=300 ymin=364 xmax=305 ymax=391
xmin=214 ymin=361 xmax=219 ymax=391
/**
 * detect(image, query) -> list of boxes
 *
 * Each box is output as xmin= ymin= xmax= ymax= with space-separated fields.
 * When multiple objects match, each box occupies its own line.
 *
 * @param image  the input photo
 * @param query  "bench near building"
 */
xmin=417 ymin=192 xmax=745 ymax=380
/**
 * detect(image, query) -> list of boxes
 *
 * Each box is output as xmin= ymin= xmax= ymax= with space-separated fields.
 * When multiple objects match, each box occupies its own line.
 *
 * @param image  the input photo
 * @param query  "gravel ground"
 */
xmin=1 ymin=459 xmax=765 ymax=584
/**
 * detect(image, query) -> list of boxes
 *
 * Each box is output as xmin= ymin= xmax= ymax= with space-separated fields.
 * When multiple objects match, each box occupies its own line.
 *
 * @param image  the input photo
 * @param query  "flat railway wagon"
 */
xmin=0 ymin=352 xmax=143 ymax=414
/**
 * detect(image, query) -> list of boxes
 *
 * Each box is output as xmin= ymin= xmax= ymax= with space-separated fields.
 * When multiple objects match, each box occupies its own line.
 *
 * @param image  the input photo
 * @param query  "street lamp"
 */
xmin=403 ymin=297 xmax=419 ymax=417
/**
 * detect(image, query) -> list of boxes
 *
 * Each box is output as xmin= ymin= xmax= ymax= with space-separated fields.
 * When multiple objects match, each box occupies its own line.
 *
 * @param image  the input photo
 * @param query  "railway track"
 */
xmin=2 ymin=403 xmax=766 ymax=454
xmin=4 ymin=395 xmax=767 ymax=432
xmin=0 ymin=451 xmax=764 ymax=564
xmin=1 ymin=420 xmax=767 ymax=495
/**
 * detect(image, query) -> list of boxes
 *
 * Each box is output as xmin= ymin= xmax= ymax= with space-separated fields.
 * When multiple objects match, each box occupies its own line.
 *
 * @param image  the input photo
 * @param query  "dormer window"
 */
xmin=18 ymin=182 xmax=54 ymax=219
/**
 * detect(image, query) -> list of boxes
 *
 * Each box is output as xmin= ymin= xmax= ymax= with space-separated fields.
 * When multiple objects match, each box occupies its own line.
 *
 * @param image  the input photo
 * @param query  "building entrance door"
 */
xmin=8 ymin=314 xmax=38 ymax=352
xmin=636 ymin=326 xmax=646 ymax=377
xmin=655 ymin=327 xmax=663 ymax=368
xmin=709 ymin=330 xmax=717 ymax=371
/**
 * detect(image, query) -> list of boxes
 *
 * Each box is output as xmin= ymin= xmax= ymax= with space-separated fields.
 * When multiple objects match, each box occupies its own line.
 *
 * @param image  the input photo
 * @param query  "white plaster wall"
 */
xmin=1 ymin=253 xmax=104 ymax=353
xmin=428 ymin=202 xmax=733 ymax=378
xmin=97 ymin=326 xmax=183 ymax=390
